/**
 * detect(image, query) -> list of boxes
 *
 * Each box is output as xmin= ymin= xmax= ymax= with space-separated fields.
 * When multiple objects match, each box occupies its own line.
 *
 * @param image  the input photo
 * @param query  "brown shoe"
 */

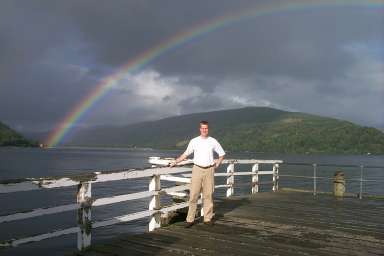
xmin=185 ymin=222 xmax=195 ymax=228
xmin=204 ymin=220 xmax=214 ymax=226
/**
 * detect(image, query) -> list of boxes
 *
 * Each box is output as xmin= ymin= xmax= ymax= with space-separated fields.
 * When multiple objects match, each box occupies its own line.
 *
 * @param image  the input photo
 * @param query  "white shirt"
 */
xmin=184 ymin=136 xmax=225 ymax=167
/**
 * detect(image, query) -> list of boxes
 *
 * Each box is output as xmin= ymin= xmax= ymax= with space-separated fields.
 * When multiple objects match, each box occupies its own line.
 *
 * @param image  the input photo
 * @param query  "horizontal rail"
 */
xmin=280 ymin=174 xmax=384 ymax=183
xmin=215 ymin=184 xmax=231 ymax=189
xmin=160 ymin=175 xmax=190 ymax=183
xmin=0 ymin=184 xmax=190 ymax=224
xmin=348 ymin=179 xmax=384 ymax=183
xmin=214 ymin=171 xmax=274 ymax=176
xmin=223 ymin=159 xmax=283 ymax=164
xmin=0 ymin=199 xmax=202 ymax=248
xmin=167 ymin=192 xmax=187 ymax=197
xmin=93 ymin=191 xmax=154 ymax=207
xmin=280 ymin=174 xmax=331 ymax=180
xmin=149 ymin=157 xmax=193 ymax=166
xmin=0 ymin=167 xmax=191 ymax=194
xmin=0 ymin=203 xmax=79 ymax=224
xmin=282 ymin=162 xmax=384 ymax=169
xmin=92 ymin=209 xmax=154 ymax=229
xmin=178 ymin=171 xmax=275 ymax=178
xmin=0 ymin=226 xmax=80 ymax=248
xmin=149 ymin=157 xmax=283 ymax=166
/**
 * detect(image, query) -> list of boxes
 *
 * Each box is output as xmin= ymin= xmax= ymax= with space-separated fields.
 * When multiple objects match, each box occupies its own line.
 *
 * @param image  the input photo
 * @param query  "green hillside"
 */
xmin=68 ymin=107 xmax=384 ymax=154
xmin=0 ymin=121 xmax=38 ymax=147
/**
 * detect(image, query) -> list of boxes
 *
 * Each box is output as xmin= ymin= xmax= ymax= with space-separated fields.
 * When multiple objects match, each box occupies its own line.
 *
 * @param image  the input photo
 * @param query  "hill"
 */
xmin=67 ymin=107 xmax=384 ymax=154
xmin=0 ymin=121 xmax=38 ymax=147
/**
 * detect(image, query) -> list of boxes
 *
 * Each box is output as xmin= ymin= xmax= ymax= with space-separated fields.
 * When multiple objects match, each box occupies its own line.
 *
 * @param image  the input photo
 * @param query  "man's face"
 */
xmin=200 ymin=124 xmax=209 ymax=137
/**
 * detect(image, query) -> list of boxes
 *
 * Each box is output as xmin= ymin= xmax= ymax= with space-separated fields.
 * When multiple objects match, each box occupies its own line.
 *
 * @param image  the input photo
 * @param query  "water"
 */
xmin=0 ymin=147 xmax=383 ymax=256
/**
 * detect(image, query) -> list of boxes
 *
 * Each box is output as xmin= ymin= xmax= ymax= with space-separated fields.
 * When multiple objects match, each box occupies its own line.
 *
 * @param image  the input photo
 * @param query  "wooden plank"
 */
xmin=0 ymin=203 xmax=79 ymax=224
xmin=223 ymin=159 xmax=283 ymax=164
xmin=0 ymin=167 xmax=191 ymax=193
xmin=214 ymin=184 xmax=230 ymax=189
xmin=149 ymin=157 xmax=283 ymax=166
xmin=166 ymin=191 xmax=187 ymax=197
xmin=91 ymin=167 xmax=191 ymax=183
xmin=149 ymin=157 xmax=193 ymax=166
xmin=0 ymin=226 xmax=80 ymax=248
xmin=157 ymin=225 xmax=331 ymax=256
xmin=93 ymin=190 xmax=155 ymax=207
xmin=92 ymin=210 xmax=153 ymax=229
xmin=0 ymin=190 xmax=165 ymax=224
xmin=210 ymin=171 xmax=274 ymax=177
xmin=76 ymin=191 xmax=384 ymax=256
xmin=160 ymin=175 xmax=190 ymax=183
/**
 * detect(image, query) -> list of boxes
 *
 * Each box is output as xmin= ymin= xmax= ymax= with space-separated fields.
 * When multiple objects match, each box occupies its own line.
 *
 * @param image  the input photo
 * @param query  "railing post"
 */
xmin=273 ymin=163 xmax=280 ymax=192
xmin=359 ymin=165 xmax=364 ymax=200
xmin=149 ymin=175 xmax=161 ymax=232
xmin=313 ymin=163 xmax=317 ymax=196
xmin=251 ymin=164 xmax=259 ymax=194
xmin=226 ymin=163 xmax=234 ymax=197
xmin=77 ymin=181 xmax=92 ymax=251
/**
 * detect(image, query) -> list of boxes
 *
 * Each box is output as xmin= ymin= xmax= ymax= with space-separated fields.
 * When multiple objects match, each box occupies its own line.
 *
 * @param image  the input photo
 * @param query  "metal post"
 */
xmin=77 ymin=182 xmax=92 ymax=251
xmin=313 ymin=163 xmax=317 ymax=196
xmin=149 ymin=175 xmax=161 ymax=231
xmin=226 ymin=163 xmax=234 ymax=197
xmin=359 ymin=165 xmax=364 ymax=200
xmin=251 ymin=163 xmax=259 ymax=194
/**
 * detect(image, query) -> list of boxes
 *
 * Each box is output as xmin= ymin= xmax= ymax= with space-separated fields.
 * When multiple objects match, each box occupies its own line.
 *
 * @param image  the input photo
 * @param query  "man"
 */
xmin=170 ymin=120 xmax=225 ymax=228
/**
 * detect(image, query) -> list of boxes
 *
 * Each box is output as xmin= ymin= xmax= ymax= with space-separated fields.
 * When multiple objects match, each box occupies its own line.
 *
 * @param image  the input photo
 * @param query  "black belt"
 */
xmin=194 ymin=164 xmax=215 ymax=169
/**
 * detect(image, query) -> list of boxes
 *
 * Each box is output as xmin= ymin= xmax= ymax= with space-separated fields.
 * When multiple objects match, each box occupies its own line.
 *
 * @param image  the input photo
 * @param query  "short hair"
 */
xmin=200 ymin=120 xmax=209 ymax=126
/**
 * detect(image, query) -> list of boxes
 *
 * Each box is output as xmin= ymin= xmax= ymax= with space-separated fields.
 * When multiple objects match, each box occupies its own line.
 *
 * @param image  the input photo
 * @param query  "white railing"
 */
xmin=0 ymin=157 xmax=282 ymax=251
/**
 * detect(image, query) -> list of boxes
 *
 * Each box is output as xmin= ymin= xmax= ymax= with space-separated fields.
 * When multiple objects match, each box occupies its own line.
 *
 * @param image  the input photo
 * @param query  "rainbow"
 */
xmin=45 ymin=0 xmax=384 ymax=147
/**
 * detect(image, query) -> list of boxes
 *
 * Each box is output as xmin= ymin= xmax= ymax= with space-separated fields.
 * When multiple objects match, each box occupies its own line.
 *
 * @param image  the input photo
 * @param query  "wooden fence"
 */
xmin=0 ymin=158 xmax=282 ymax=251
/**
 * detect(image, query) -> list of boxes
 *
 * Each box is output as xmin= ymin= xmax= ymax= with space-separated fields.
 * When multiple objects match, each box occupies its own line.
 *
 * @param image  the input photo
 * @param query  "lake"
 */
xmin=0 ymin=147 xmax=383 ymax=256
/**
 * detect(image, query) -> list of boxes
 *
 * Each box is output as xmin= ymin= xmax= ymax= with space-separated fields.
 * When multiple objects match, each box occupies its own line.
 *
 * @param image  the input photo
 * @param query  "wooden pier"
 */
xmin=74 ymin=190 xmax=384 ymax=256
xmin=1 ymin=158 xmax=383 ymax=255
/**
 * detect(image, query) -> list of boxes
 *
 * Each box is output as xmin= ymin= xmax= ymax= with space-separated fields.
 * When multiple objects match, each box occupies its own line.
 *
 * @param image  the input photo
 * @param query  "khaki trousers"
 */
xmin=186 ymin=165 xmax=215 ymax=222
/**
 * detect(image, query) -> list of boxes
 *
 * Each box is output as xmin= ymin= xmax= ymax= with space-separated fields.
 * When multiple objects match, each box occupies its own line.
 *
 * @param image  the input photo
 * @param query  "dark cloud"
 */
xmin=0 ymin=0 xmax=383 ymax=136
xmin=155 ymin=8 xmax=383 ymax=80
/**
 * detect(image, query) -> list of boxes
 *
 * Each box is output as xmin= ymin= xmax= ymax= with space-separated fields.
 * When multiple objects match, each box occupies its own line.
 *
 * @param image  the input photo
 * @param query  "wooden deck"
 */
xmin=74 ymin=191 xmax=384 ymax=256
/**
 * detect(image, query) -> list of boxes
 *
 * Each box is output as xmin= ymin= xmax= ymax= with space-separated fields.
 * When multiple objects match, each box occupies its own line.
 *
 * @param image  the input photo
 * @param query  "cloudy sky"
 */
xmin=0 ymin=0 xmax=383 ymax=138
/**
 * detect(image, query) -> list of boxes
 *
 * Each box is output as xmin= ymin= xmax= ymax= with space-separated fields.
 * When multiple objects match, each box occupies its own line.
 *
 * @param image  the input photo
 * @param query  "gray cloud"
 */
xmin=0 ymin=0 xmax=383 ymax=137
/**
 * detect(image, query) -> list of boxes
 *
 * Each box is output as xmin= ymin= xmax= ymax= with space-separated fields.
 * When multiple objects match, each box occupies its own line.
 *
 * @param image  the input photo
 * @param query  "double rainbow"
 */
xmin=45 ymin=0 xmax=384 ymax=147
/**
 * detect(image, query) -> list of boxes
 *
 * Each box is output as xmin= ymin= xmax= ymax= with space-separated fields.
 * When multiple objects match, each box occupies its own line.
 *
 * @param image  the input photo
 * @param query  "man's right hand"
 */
xmin=169 ymin=160 xmax=177 ymax=167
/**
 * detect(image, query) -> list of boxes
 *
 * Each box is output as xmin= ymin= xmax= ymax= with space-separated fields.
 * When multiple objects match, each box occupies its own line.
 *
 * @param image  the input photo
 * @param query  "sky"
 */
xmin=0 ymin=0 xmax=383 ymax=139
